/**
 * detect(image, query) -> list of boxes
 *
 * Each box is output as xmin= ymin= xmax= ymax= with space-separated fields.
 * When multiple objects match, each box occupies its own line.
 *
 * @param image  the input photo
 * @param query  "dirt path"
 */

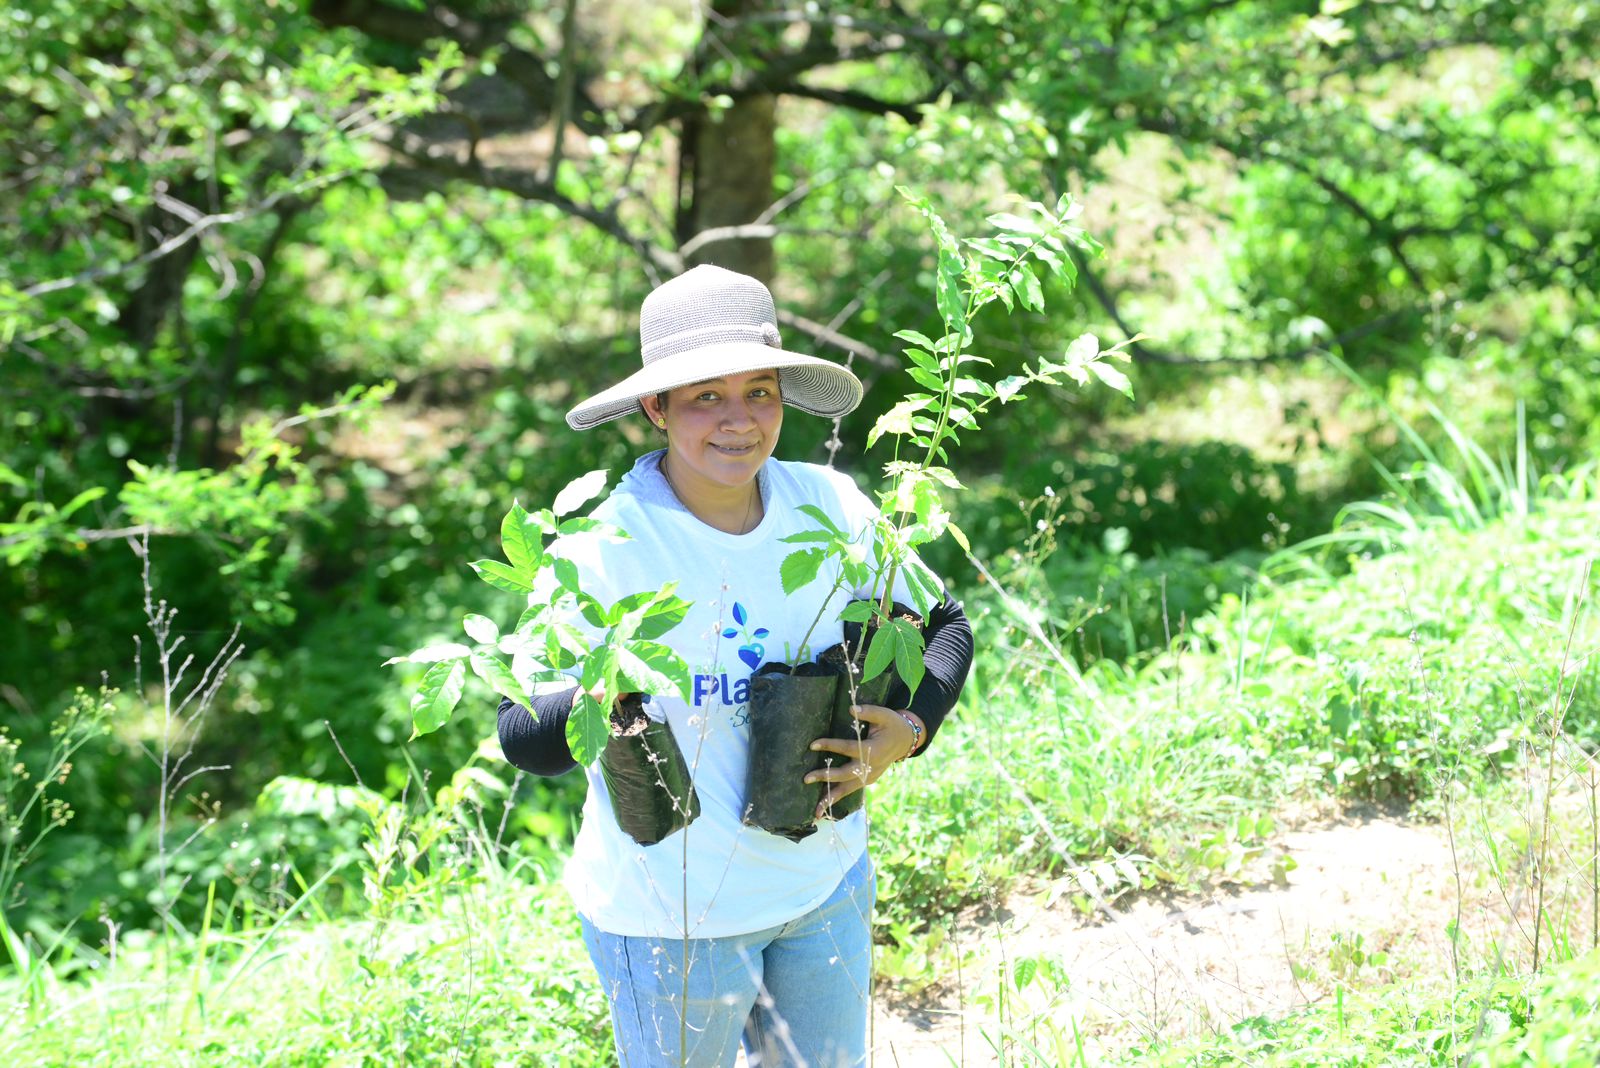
xmin=870 ymin=812 xmax=1504 ymax=1064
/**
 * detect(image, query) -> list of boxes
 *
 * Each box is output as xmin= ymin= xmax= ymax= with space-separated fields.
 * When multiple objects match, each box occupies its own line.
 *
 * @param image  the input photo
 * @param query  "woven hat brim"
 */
xmin=565 ymin=342 xmax=864 ymax=431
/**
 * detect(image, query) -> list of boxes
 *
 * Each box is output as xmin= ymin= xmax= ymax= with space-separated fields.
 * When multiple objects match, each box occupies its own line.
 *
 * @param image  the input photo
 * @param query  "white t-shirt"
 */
xmin=548 ymin=452 xmax=909 ymax=939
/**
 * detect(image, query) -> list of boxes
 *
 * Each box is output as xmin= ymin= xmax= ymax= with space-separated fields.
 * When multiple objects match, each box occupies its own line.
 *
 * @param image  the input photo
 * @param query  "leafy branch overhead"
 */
xmin=388 ymin=469 xmax=693 ymax=767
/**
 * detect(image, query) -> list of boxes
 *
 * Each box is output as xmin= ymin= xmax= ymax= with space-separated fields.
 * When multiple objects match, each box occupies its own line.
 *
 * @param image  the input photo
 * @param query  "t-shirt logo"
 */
xmin=720 ymin=602 xmax=770 ymax=670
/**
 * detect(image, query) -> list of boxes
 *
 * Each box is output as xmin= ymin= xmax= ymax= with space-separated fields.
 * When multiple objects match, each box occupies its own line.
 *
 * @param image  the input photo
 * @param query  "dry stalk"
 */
xmin=1532 ymin=558 xmax=1591 ymax=970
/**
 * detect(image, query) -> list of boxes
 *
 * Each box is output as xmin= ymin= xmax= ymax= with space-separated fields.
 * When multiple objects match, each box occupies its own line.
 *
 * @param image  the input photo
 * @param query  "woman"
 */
xmin=498 ymin=265 xmax=973 ymax=1067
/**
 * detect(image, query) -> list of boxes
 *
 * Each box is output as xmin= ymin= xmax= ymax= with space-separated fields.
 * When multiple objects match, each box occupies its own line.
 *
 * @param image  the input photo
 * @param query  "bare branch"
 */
xmin=780 ymin=85 xmax=933 ymax=123
xmin=777 ymin=309 xmax=894 ymax=371
xmin=678 ymin=223 xmax=854 ymax=260
xmin=18 ymin=175 xmax=351 ymax=300
xmin=379 ymin=155 xmax=680 ymax=282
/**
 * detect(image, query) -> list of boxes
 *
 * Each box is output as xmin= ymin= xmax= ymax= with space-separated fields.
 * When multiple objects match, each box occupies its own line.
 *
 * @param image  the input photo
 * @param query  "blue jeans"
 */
xmin=579 ymin=850 xmax=874 ymax=1068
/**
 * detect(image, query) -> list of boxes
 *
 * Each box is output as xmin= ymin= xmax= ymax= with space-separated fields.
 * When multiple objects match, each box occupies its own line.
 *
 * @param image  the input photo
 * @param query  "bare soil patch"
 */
xmin=871 ymin=811 xmax=1509 ymax=1064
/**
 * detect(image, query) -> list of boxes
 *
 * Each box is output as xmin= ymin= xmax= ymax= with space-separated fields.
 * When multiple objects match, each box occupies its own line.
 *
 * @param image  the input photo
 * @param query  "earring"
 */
xmin=657 ymin=418 xmax=666 ymax=428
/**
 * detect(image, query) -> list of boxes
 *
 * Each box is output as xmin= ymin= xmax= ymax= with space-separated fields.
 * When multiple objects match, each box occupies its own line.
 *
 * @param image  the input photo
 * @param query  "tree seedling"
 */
xmin=387 ymin=469 xmax=694 ymax=768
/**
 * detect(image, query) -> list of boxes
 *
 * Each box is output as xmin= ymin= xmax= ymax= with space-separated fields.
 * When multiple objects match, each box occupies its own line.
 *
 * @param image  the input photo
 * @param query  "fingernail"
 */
xmin=850 ymin=705 xmax=861 ymax=713
xmin=810 ymin=743 xmax=822 ymax=751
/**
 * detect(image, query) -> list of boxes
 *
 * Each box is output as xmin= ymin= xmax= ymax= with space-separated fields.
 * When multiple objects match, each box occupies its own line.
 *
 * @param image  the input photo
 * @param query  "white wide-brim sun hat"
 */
xmin=565 ymin=264 xmax=865 ymax=431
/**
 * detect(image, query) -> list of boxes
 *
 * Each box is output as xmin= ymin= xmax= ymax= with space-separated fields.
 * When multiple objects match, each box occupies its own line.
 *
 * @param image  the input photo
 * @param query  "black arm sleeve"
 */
xmin=499 ymin=596 xmax=973 ymax=769
xmin=498 ymin=687 xmax=581 ymax=776
xmin=887 ymin=594 xmax=973 ymax=755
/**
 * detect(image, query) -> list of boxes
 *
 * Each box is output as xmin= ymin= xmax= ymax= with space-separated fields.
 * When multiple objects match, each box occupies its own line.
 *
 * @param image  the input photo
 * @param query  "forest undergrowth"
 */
xmin=2 ymin=452 xmax=1598 ymax=1066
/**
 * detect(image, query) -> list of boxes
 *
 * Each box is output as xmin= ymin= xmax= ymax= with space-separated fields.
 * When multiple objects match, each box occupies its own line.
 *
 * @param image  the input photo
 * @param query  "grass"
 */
xmin=4 ymin=436 xmax=1598 ymax=1064
xmin=1 ymin=864 xmax=610 ymax=1067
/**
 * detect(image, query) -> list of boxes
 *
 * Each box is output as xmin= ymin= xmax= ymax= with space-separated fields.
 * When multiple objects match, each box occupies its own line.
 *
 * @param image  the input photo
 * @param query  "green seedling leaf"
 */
xmin=894 ymin=329 xmax=939 ymax=349
xmin=890 ymin=619 xmax=926 ymax=700
xmin=904 ymin=347 xmax=940 ymax=374
xmin=384 ymin=642 xmax=470 ymax=667
xmin=1009 ymin=263 xmax=1044 ymax=312
xmin=577 ymin=590 xmax=607 ymax=629
xmin=781 ymin=549 xmax=825 ymax=594
xmin=906 ymin=365 xmax=945 ymax=392
xmin=795 ymin=503 xmax=846 ymax=536
xmin=552 ymin=469 xmax=609 ymax=517
xmin=988 ymin=210 xmax=1045 ymax=236
xmin=565 ymin=692 xmax=608 ymax=767
xmin=964 ymin=237 xmax=1013 ymax=262
xmin=868 ymin=397 xmax=932 ymax=450
xmin=470 ymin=559 xmax=533 ymax=594
xmin=545 ymin=622 xmax=589 ymax=670
xmin=410 ymin=659 xmax=466 ymax=738
xmin=525 ymin=509 xmax=559 ymax=536
xmin=862 ymin=622 xmax=898 ymax=683
xmin=636 ymin=593 xmax=691 ymax=640
xmin=781 ymin=529 xmax=836 ymax=545
xmin=514 ymin=602 xmax=546 ymax=633
xmin=501 ymin=501 xmax=537 ymax=573
xmin=904 ymin=555 xmax=944 ymax=609
xmin=463 ymin=613 xmax=500 ymax=644
xmin=556 ymin=515 xmax=628 ymax=539
xmin=839 ymin=600 xmax=876 ymax=623
xmin=935 ymin=245 xmax=967 ymax=337
xmin=470 ymin=651 xmax=527 ymax=705
xmin=510 ymin=646 xmax=552 ymax=690
xmin=615 ymin=641 xmax=691 ymax=700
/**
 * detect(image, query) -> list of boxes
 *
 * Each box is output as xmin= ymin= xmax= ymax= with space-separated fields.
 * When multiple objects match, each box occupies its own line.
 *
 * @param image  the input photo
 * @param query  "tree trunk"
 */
xmin=679 ymin=1 xmax=777 ymax=285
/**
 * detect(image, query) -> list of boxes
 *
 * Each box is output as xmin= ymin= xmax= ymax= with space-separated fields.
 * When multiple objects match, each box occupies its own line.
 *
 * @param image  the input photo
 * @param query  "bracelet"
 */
xmin=895 ymin=711 xmax=923 ymax=759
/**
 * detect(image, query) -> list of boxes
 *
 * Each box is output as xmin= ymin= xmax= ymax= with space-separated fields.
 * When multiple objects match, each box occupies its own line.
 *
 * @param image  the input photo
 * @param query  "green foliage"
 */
xmin=392 ymin=470 xmax=693 ymax=766
xmin=0 ymin=867 xmax=610 ymax=1067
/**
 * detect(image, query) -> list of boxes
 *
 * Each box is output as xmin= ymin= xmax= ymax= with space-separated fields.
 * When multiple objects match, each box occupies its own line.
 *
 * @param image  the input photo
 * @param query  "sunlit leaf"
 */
xmin=462 ymin=613 xmax=499 ymax=644
xmin=1087 ymin=359 xmax=1133 ymax=397
xmin=1064 ymin=333 xmax=1099 ymax=366
xmin=500 ymin=501 xmax=536 ymax=573
xmin=410 ymin=659 xmax=466 ymax=738
xmin=935 ymin=245 xmax=966 ymax=337
xmin=470 ymin=559 xmax=532 ymax=594
xmin=383 ymin=642 xmax=470 ymax=666
xmin=781 ymin=548 xmax=825 ymax=594
xmin=893 ymin=329 xmax=939 ymax=349
xmin=552 ymin=469 xmax=609 ymax=517
xmin=469 ymin=651 xmax=526 ymax=705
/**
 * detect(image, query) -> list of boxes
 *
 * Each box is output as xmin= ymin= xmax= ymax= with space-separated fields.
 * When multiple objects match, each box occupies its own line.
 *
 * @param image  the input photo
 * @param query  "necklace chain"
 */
xmin=661 ymin=458 xmax=760 ymax=534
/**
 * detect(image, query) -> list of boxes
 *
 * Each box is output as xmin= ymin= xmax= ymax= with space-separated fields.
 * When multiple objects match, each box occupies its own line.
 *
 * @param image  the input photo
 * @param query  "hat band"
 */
xmin=642 ymin=321 xmax=781 ymax=364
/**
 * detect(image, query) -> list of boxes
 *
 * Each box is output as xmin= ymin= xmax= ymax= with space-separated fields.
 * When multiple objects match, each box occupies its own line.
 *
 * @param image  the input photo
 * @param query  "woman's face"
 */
xmin=645 ymin=369 xmax=783 ymax=491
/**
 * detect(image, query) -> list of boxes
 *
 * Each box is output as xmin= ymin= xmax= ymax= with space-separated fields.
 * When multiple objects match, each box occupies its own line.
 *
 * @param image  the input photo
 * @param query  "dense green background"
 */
xmin=3 ymin=2 xmax=1599 ymax=1061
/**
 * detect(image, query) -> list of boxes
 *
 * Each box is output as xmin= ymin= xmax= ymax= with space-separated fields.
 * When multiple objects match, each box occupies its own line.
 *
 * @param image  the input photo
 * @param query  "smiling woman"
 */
xmin=494 ymin=265 xmax=974 ymax=1067
xmin=641 ymin=370 xmax=784 ymax=534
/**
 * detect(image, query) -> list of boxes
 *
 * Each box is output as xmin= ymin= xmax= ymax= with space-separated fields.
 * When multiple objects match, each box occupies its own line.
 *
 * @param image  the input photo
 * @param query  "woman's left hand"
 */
xmin=805 ymin=704 xmax=923 ymax=818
